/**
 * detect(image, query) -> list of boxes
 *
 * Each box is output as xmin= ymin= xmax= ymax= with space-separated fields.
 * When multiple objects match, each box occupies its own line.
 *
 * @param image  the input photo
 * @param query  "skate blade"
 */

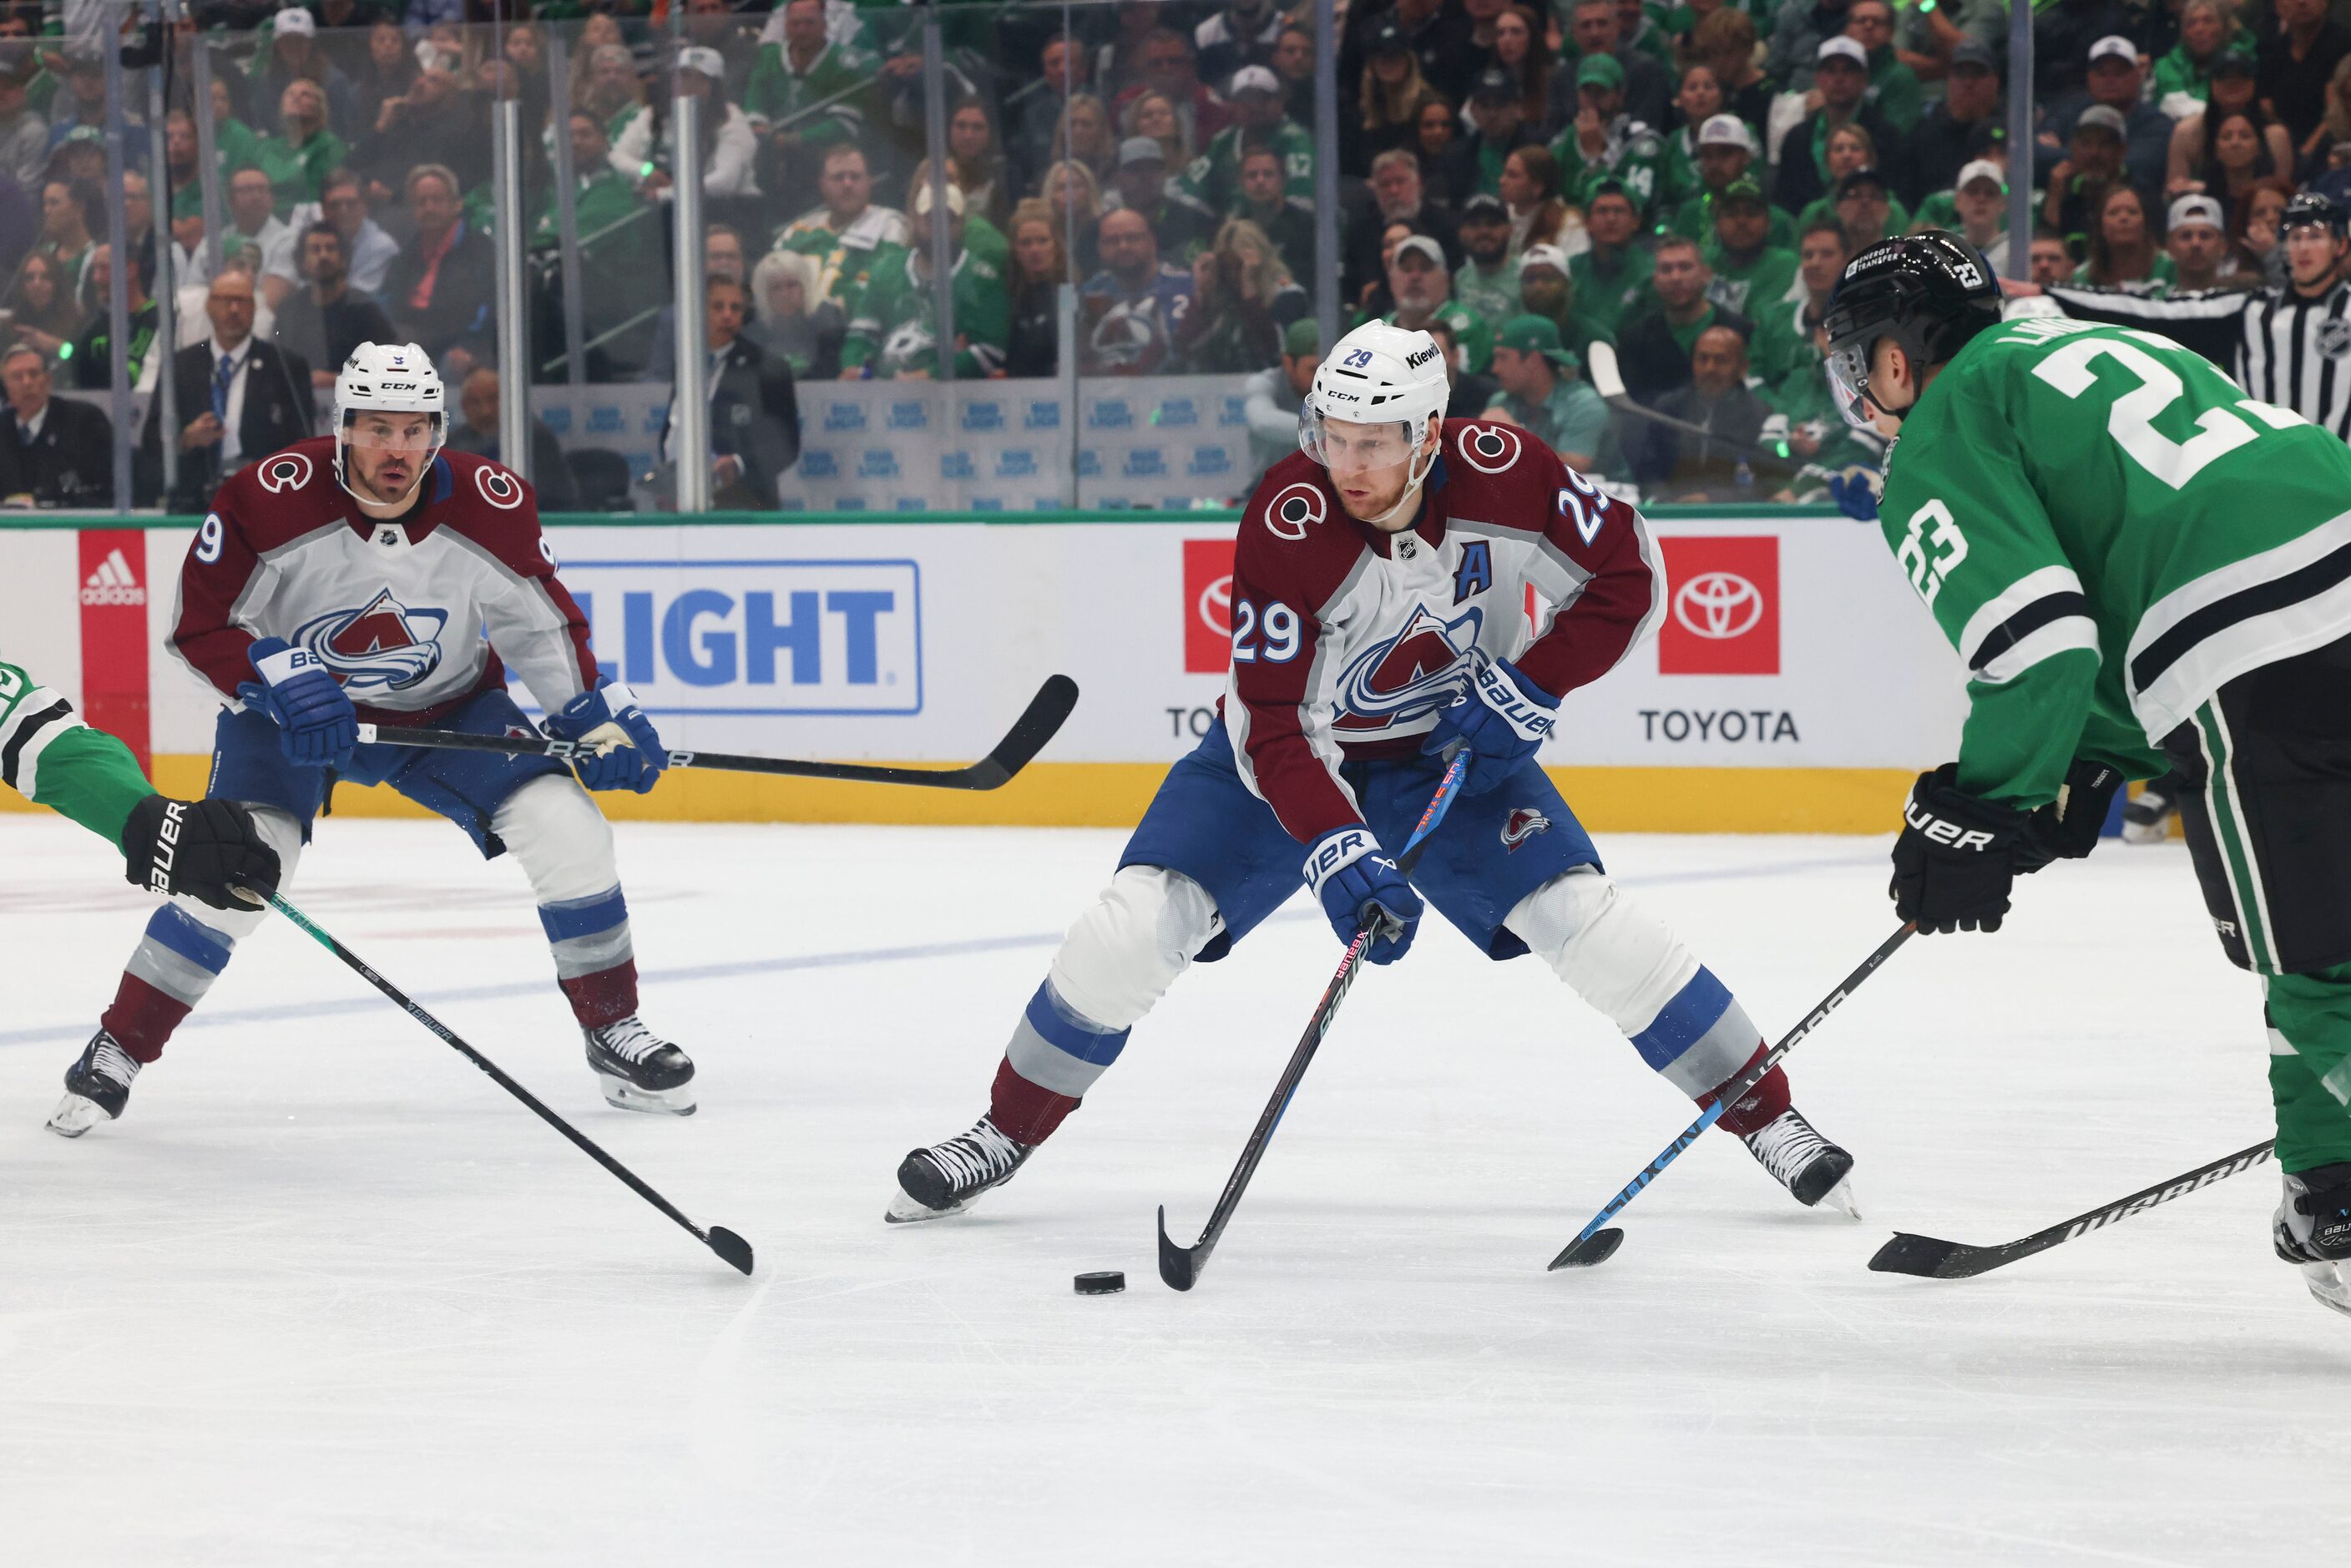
xmin=2302 ymin=1260 xmax=2351 ymax=1319
xmin=2119 ymin=822 xmax=2167 ymax=844
xmin=595 ymin=1071 xmax=696 ymax=1116
xmin=1823 ymin=1176 xmax=1862 ymax=1221
xmin=884 ymin=1185 xmax=967 ymax=1225
xmin=46 ymin=1091 xmax=112 ymax=1139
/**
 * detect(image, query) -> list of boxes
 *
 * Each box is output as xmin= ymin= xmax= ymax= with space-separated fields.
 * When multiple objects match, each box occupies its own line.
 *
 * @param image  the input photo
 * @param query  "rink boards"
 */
xmin=0 ymin=513 xmax=1969 ymax=832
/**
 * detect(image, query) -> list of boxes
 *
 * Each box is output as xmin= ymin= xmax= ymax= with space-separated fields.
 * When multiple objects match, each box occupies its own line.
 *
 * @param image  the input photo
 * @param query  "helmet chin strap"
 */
xmin=342 ymin=435 xmax=442 ymax=515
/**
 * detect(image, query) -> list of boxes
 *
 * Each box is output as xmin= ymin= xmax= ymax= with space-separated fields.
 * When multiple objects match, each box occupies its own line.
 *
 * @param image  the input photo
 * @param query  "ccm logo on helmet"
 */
xmin=1904 ymin=799 xmax=1995 ymax=851
xmin=256 ymin=453 xmax=314 ymax=493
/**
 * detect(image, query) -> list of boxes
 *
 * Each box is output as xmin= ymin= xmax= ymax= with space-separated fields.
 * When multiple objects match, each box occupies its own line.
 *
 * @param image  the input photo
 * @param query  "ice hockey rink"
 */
xmin=1 ymin=815 xmax=2342 ymax=1565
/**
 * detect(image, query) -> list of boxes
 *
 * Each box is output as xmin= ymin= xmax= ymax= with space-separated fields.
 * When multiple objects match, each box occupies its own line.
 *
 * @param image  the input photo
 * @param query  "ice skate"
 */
xmin=1741 ymin=1106 xmax=1858 ymax=1216
xmin=2121 ymin=779 xmax=2178 ymax=844
xmin=48 ymin=1029 xmax=140 ymax=1138
xmin=2273 ymin=1165 xmax=2351 ymax=1319
xmin=887 ymin=1114 xmax=1033 ymax=1222
xmin=584 ymin=1015 xmax=696 ymax=1115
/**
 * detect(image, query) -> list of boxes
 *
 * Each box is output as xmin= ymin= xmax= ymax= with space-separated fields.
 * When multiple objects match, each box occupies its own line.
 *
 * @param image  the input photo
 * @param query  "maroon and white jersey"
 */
xmin=169 ymin=438 xmax=597 ymax=726
xmin=1226 ymin=419 xmax=1662 ymax=844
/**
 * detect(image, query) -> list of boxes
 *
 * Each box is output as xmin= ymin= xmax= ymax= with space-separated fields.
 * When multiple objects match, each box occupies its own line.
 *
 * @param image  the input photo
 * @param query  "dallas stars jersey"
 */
xmin=0 ymin=657 xmax=155 ymax=843
xmin=1880 ymin=316 xmax=2351 ymax=808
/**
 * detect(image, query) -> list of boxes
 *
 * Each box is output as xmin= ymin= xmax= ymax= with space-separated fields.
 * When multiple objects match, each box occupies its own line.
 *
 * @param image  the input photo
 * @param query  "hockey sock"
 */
xmin=988 ymin=1056 xmax=1082 ymax=1146
xmin=100 ymin=974 xmax=190 ymax=1064
xmin=1704 ymin=1043 xmax=1792 ymax=1136
xmin=103 ymin=903 xmax=245 ymax=1062
xmin=559 ymin=958 xmax=640 ymax=1030
xmin=2266 ymin=964 xmax=2351 ymax=1171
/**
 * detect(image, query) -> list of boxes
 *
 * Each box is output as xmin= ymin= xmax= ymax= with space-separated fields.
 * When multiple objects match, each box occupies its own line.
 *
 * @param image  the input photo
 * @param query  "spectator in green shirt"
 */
xmin=1565 ymin=180 xmax=1655 ymax=336
xmin=1668 ymin=114 xmax=1797 ymax=251
xmin=2154 ymin=0 xmax=2239 ymax=118
xmin=256 ymin=78 xmax=349 ymax=216
xmin=1516 ymin=242 xmax=1617 ymax=365
xmin=1705 ymin=176 xmax=1799 ymax=317
xmin=1841 ymin=0 xmax=1922 ymax=134
xmin=1451 ymin=193 xmax=1518 ymax=328
xmin=1485 ymin=312 xmax=1625 ymax=478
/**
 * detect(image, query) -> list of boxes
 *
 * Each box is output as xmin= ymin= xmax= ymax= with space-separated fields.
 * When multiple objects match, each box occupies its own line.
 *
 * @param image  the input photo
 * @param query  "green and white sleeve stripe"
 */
xmin=1958 ymin=564 xmax=2101 ymax=685
xmin=0 ymin=659 xmax=155 ymax=846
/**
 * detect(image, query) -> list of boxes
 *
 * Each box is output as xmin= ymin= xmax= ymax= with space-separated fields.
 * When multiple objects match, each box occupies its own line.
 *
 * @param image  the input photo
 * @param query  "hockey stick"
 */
xmin=263 ymin=891 xmax=756 ymax=1276
xmin=1868 ymin=1137 xmax=2276 ymax=1279
xmin=1548 ymin=923 xmax=1914 ymax=1270
xmin=1155 ymin=751 xmax=1471 ymax=1291
xmin=1584 ymin=341 xmax=1848 ymax=486
xmin=351 ymin=674 xmax=1079 ymax=792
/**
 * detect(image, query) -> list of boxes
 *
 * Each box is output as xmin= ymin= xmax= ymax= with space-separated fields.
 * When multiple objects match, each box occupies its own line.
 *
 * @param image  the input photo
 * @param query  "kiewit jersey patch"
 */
xmin=1224 ymin=418 xmax=1662 ymax=845
xmin=169 ymin=437 xmax=598 ymax=726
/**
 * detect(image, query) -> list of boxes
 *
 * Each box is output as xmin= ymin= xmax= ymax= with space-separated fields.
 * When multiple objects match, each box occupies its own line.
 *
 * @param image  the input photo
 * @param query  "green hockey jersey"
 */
xmin=842 ymin=245 xmax=1009 ymax=378
xmin=0 ymin=657 xmax=154 ymax=845
xmin=1880 ymin=316 xmax=2351 ymax=808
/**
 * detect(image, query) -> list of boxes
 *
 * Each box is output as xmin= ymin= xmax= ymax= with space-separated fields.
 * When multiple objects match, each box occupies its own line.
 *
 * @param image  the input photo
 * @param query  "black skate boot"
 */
xmin=2273 ymin=1164 xmax=2351 ymax=1318
xmin=2121 ymin=774 xmax=2180 ymax=844
xmin=887 ymin=1114 xmax=1033 ymax=1223
xmin=1741 ymin=1106 xmax=1858 ymax=1215
xmin=584 ymin=1016 xmax=695 ymax=1115
xmin=48 ymin=1029 xmax=140 ymax=1138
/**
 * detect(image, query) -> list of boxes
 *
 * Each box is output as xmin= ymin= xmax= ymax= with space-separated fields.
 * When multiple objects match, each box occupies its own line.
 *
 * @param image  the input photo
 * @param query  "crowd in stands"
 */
xmin=0 ymin=0 xmax=2347 ymax=506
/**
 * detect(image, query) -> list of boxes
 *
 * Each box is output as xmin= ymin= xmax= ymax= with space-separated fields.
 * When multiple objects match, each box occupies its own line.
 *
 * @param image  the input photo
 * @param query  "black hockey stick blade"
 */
xmin=705 ymin=1225 xmax=756 ymax=1276
xmin=1156 ymin=1206 xmax=1201 ymax=1291
xmin=1868 ymin=1137 xmax=2276 ymax=1281
xmin=960 ymin=672 xmax=1080 ymax=788
xmin=1551 ymin=1227 xmax=1625 ymax=1269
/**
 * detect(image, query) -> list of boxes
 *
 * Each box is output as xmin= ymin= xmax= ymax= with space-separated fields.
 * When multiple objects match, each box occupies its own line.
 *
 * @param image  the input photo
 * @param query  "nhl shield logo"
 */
xmin=2322 ymin=318 xmax=2351 ymax=358
xmin=1500 ymin=807 xmax=1551 ymax=851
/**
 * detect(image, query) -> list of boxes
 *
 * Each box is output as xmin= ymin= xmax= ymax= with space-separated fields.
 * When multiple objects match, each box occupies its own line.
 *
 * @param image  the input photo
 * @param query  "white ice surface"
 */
xmin=1 ymin=817 xmax=2344 ymax=1565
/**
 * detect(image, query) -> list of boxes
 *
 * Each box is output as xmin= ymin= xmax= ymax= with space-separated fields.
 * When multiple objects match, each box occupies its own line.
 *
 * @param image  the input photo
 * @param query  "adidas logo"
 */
xmin=80 ymin=549 xmax=144 ymax=607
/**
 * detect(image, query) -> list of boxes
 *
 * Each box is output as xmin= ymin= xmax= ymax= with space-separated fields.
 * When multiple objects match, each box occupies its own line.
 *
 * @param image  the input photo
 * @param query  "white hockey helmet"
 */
xmin=333 ymin=341 xmax=445 ymax=503
xmin=1298 ymin=320 xmax=1450 ymax=513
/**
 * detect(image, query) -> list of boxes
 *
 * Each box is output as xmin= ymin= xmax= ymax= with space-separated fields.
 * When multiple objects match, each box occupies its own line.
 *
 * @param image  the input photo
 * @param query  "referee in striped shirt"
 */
xmin=2015 ymin=193 xmax=2351 ymax=441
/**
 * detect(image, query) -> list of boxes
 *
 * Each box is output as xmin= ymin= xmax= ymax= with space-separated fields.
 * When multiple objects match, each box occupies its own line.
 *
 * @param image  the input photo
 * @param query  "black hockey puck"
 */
xmin=1074 ymin=1271 xmax=1125 ymax=1295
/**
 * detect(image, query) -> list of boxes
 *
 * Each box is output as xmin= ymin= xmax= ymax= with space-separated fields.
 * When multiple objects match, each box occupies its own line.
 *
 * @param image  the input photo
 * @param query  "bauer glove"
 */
xmin=545 ymin=679 xmax=665 ymax=794
xmin=1304 ymin=825 xmax=1423 ymax=964
xmin=2015 ymin=759 xmax=2125 ymax=873
xmin=122 ymin=795 xmax=282 ymax=910
xmin=1890 ymin=764 xmax=2030 ymax=934
xmin=1420 ymin=656 xmax=1558 ymax=797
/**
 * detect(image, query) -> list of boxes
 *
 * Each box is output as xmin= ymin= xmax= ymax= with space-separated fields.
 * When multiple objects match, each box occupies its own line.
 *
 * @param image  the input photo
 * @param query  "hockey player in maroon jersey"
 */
xmin=887 ymin=321 xmax=1858 ymax=1223
xmin=51 ymin=343 xmax=695 ymax=1136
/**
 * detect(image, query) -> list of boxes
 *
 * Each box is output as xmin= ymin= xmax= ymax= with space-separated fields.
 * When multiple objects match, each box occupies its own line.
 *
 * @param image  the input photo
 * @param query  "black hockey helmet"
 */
xmin=1821 ymin=230 xmax=2002 ymax=430
xmin=2282 ymin=191 xmax=2348 ymax=239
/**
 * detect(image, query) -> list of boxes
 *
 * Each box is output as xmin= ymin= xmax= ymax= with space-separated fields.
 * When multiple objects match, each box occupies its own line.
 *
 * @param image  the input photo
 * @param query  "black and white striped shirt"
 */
xmin=2040 ymin=277 xmax=2351 ymax=442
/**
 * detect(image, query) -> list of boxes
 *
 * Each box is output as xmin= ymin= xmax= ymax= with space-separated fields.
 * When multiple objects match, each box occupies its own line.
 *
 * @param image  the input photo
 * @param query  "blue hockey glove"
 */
xmin=1827 ymin=468 xmax=1881 ymax=522
xmin=544 ymin=680 xmax=665 ymax=794
xmin=1303 ymin=826 xmax=1423 ymax=964
xmin=235 ymin=636 xmax=356 ymax=769
xmin=1419 ymin=656 xmax=1558 ymax=796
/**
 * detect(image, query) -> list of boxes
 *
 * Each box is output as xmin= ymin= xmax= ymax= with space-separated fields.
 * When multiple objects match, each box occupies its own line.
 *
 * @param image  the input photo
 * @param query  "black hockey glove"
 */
xmin=1889 ymin=764 xmax=2029 ymax=934
xmin=121 ymin=795 xmax=283 ymax=911
xmin=2015 ymin=759 xmax=2125 ymax=873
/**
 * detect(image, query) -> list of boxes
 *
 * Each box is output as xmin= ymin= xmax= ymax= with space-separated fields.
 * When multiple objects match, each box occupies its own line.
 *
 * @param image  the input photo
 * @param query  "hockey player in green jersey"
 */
xmin=1823 ymin=231 xmax=2351 ymax=1318
xmin=0 ymin=655 xmax=281 ymax=908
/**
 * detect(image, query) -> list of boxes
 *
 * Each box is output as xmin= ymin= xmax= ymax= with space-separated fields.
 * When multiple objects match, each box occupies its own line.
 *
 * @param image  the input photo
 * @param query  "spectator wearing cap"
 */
xmin=1777 ymin=37 xmax=1909 ymax=213
xmin=1078 ymin=205 xmax=1195 ymax=375
xmin=1667 ymin=115 xmax=1796 ymax=251
xmin=1795 ymin=123 xmax=1911 ymax=235
xmin=1453 ymin=194 xmax=1519 ymax=328
xmin=1762 ymin=0 xmax=1853 ymax=95
xmin=1484 ymin=313 xmax=1623 ymax=478
xmin=1385 ymin=233 xmax=1494 ymax=373
xmin=1631 ymin=322 xmax=1771 ymax=498
xmin=1196 ymin=0 xmax=1285 ymax=94
xmin=1113 ymin=135 xmax=1215 ymax=261
xmin=1356 ymin=20 xmax=1445 ymax=178
xmin=612 ymin=48 xmax=760 ymax=202
xmin=381 ymin=162 xmax=493 ymax=374
xmin=1445 ymin=65 xmax=1544 ymax=200
xmin=1232 ymin=144 xmax=1317 ymax=281
xmin=0 ymin=55 xmax=46 ymax=192
xmin=1342 ymin=149 xmax=1459 ymax=305
xmin=249 ymin=8 xmax=359 ymax=143
xmin=2262 ymin=0 xmax=2351 ymax=154
xmin=2166 ymin=49 xmax=2294 ymax=196
xmin=2155 ymin=0 xmax=2243 ymax=119
xmin=842 ymin=182 xmax=1009 ymax=380
xmin=1552 ymin=53 xmax=1666 ymax=218
xmin=1343 ymin=0 xmax=1479 ymax=125
xmin=1705 ymin=177 xmax=1798 ymax=317
xmin=1656 ymin=61 xmax=1724 ymax=216
xmin=1516 ymin=244 xmax=1614 ymax=366
xmin=1176 ymin=64 xmax=1313 ymax=217
xmin=2048 ymin=37 xmax=2171 ymax=208
xmin=1911 ymin=40 xmax=2004 ymax=202
xmin=2165 ymin=192 xmax=2242 ymax=291
xmin=1557 ymin=0 xmax=1671 ymax=144
xmin=1567 ymin=180 xmax=1654 ymax=336
xmin=2030 ymin=0 xmax=2133 ymax=101
xmin=1924 ymin=159 xmax=2015 ymax=272
xmin=776 ymin=144 xmax=913 ymax=316
xmin=1614 ymin=233 xmax=1752 ymax=404
xmin=1840 ymin=0 xmax=1922 ymax=134
xmin=1833 ymin=167 xmax=1906 ymax=250
xmin=2043 ymin=103 xmax=2131 ymax=259
xmin=1243 ymin=315 xmax=1318 ymax=483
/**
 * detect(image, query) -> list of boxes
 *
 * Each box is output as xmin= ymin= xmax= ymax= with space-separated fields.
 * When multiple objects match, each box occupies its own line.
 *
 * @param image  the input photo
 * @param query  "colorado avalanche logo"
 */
xmin=1500 ymin=807 xmax=1551 ymax=852
xmin=1332 ymin=603 xmax=1482 ymax=731
xmin=255 ymin=453 xmax=314 ymax=493
xmin=1264 ymin=481 xmax=1325 ymax=541
xmin=1456 ymin=424 xmax=1522 ymax=474
xmin=291 ymin=588 xmax=450 ymax=691
xmin=474 ymin=465 xmax=524 ymax=510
